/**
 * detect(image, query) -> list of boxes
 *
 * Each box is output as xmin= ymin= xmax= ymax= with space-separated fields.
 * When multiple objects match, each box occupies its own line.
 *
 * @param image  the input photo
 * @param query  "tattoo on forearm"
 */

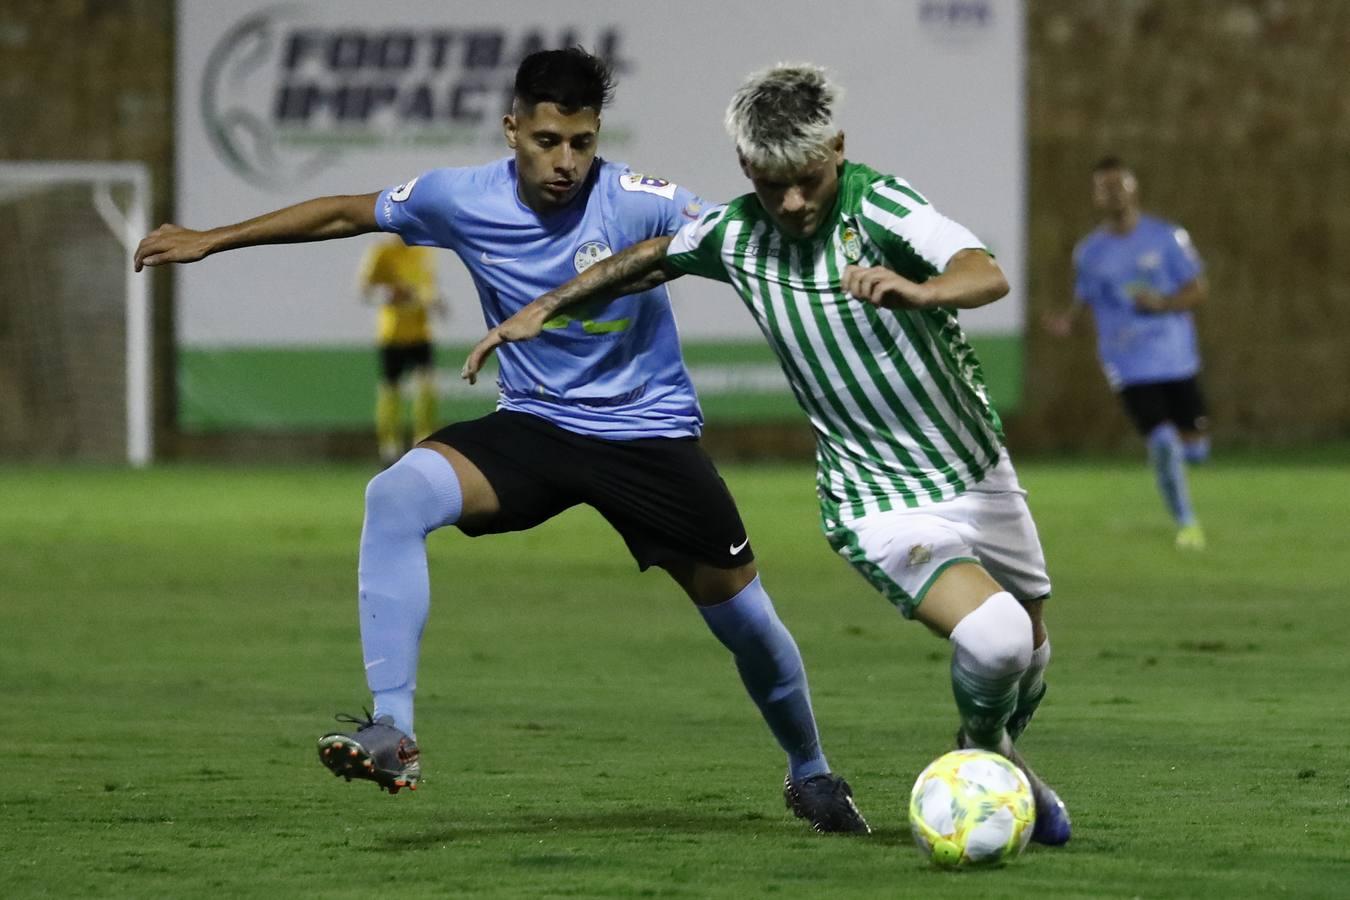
xmin=540 ymin=238 xmax=670 ymax=314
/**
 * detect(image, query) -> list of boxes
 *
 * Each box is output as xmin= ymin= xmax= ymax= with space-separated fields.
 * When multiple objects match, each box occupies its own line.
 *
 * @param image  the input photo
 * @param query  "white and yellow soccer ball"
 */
xmin=908 ymin=749 xmax=1036 ymax=867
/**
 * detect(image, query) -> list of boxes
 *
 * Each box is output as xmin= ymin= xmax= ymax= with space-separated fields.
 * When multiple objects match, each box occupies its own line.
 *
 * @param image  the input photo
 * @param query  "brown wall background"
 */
xmin=1023 ymin=0 xmax=1350 ymax=451
xmin=0 ymin=0 xmax=177 ymax=450
xmin=2 ymin=0 xmax=1348 ymax=456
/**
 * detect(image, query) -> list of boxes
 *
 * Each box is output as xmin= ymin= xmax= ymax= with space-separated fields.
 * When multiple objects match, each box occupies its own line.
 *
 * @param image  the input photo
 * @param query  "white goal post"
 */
xmin=0 ymin=162 xmax=153 ymax=466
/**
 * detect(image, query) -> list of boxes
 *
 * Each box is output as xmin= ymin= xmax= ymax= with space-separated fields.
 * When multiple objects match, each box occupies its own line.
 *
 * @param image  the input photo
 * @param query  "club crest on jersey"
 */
xmin=574 ymin=241 xmax=613 ymax=273
xmin=619 ymin=173 xmax=678 ymax=199
xmin=841 ymin=224 xmax=863 ymax=263
xmin=1137 ymin=250 xmax=1162 ymax=271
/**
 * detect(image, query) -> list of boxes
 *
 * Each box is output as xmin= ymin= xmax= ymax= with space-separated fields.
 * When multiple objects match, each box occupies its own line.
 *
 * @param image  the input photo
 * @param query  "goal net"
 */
xmin=0 ymin=162 xmax=152 ymax=465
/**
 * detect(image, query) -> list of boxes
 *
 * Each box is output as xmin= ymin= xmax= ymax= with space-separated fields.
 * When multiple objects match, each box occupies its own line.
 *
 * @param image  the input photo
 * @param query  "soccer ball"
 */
xmin=908 ymin=749 xmax=1036 ymax=867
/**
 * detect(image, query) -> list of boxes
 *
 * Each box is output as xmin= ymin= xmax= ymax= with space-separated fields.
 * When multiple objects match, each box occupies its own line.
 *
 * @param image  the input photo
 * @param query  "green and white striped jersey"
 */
xmin=666 ymin=160 xmax=1004 ymax=523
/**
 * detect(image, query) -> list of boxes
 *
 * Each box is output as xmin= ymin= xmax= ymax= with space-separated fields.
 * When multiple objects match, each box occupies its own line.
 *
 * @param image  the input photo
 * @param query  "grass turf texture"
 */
xmin=2 ymin=452 xmax=1348 ymax=898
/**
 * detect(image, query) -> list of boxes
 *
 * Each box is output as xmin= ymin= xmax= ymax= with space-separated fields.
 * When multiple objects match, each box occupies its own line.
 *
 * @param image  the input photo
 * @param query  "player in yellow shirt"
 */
xmin=358 ymin=236 xmax=445 ymax=464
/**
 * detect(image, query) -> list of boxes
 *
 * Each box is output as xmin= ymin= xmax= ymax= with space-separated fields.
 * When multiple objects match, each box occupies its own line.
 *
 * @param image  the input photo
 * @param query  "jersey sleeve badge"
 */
xmin=619 ymin=173 xmax=678 ymax=200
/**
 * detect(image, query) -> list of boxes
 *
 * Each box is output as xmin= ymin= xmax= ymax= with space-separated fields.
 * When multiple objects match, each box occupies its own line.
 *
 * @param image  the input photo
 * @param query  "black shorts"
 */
xmin=380 ymin=342 xmax=433 ymax=383
xmin=1118 ymin=376 xmax=1208 ymax=434
xmin=426 ymin=411 xmax=754 ymax=571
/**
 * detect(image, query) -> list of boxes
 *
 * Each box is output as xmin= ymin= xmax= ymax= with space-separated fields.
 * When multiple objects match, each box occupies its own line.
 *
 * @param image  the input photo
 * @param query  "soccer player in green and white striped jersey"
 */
xmin=463 ymin=64 xmax=1070 ymax=844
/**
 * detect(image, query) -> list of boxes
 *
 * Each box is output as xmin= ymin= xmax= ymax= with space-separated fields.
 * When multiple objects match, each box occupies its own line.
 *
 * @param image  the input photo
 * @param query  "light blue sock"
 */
xmin=699 ymin=576 xmax=829 ymax=782
xmin=1183 ymin=435 xmax=1211 ymax=465
xmin=358 ymin=448 xmax=462 ymax=738
xmin=1146 ymin=424 xmax=1195 ymax=526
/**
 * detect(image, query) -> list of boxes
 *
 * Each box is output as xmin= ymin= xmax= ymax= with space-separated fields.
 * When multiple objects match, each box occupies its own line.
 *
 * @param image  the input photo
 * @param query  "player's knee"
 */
xmin=1183 ymin=435 xmax=1210 ymax=464
xmin=364 ymin=449 xmax=463 ymax=536
xmin=1146 ymin=423 xmax=1181 ymax=457
xmin=950 ymin=592 xmax=1033 ymax=680
xmin=364 ymin=465 xmax=425 ymax=537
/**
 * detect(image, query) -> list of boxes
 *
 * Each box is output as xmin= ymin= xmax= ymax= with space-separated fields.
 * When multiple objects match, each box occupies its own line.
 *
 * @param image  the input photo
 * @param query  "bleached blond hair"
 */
xmin=724 ymin=64 xmax=843 ymax=173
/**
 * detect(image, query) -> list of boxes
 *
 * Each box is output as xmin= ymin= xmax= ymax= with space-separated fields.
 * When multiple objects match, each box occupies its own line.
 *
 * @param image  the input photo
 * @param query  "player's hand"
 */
xmin=1042 ymin=311 xmax=1074 ymax=338
xmin=134 ymin=224 xmax=213 ymax=271
xmin=460 ymin=306 xmax=549 ymax=385
xmin=842 ymin=265 xmax=935 ymax=310
xmin=1129 ymin=287 xmax=1171 ymax=313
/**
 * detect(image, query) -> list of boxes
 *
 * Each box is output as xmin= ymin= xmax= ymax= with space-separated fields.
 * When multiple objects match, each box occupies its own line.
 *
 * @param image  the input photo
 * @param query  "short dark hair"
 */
xmin=1093 ymin=155 xmax=1131 ymax=174
xmin=514 ymin=47 xmax=616 ymax=113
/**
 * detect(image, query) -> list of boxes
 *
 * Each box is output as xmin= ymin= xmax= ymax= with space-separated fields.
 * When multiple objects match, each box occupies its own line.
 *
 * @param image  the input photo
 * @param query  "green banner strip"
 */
xmin=178 ymin=337 xmax=1021 ymax=432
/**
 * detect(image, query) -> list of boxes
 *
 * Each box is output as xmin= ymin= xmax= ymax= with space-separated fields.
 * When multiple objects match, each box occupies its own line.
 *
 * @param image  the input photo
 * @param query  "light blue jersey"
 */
xmin=1073 ymin=214 xmax=1205 ymax=388
xmin=376 ymin=158 xmax=706 ymax=439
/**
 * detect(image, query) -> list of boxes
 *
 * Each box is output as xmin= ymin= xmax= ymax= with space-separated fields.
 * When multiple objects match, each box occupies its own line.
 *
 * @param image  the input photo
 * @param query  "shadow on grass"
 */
xmin=367 ymin=808 xmax=915 ymax=851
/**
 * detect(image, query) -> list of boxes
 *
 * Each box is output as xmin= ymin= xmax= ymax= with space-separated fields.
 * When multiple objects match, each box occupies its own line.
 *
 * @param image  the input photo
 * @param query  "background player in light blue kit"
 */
xmin=134 ymin=48 xmax=868 ymax=833
xmin=1046 ymin=156 xmax=1210 ymax=550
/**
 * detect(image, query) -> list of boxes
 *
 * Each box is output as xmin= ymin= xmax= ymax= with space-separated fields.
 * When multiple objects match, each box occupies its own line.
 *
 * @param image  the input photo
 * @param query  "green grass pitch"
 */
xmin=2 ymin=451 xmax=1348 ymax=897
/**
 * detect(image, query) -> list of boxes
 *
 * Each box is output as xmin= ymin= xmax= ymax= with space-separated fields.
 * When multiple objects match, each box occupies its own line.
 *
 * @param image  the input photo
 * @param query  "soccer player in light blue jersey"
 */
xmin=1046 ymin=157 xmax=1210 ymax=550
xmin=135 ymin=49 xmax=869 ymax=832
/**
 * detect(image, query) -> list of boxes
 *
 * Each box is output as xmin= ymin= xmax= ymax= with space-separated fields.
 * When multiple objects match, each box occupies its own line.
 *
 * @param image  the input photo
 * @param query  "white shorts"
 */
xmin=824 ymin=451 xmax=1052 ymax=618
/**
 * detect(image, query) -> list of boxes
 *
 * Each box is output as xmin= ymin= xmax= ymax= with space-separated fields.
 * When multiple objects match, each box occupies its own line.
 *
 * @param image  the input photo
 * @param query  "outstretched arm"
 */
xmin=461 ymin=236 xmax=678 ymax=384
xmin=134 ymin=193 xmax=381 ymax=271
xmin=842 ymin=248 xmax=1009 ymax=311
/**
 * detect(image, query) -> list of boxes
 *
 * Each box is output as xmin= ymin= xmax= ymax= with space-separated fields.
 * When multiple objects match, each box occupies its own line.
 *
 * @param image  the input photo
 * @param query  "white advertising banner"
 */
xmin=175 ymin=0 xmax=1024 ymax=428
